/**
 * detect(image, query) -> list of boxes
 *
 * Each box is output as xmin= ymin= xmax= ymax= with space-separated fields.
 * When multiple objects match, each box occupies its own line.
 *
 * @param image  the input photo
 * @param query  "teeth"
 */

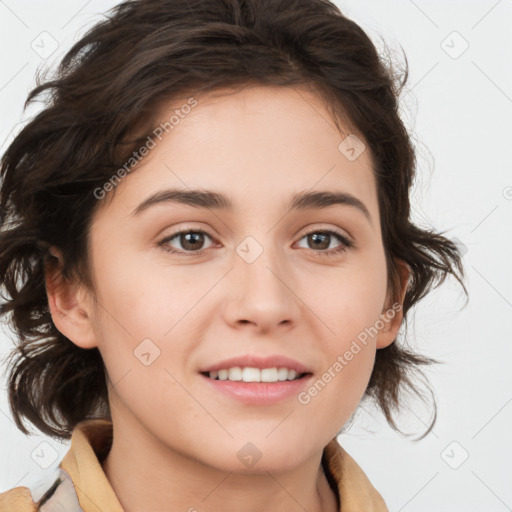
xmin=261 ymin=368 xmax=278 ymax=382
xmin=207 ymin=367 xmax=302 ymax=382
xmin=277 ymin=368 xmax=289 ymax=381
xmin=243 ymin=367 xmax=260 ymax=382
xmin=228 ymin=367 xmax=243 ymax=381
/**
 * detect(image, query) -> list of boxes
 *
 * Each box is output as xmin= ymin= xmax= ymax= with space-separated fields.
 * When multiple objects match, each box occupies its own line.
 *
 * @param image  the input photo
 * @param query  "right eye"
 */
xmin=158 ymin=229 xmax=217 ymax=255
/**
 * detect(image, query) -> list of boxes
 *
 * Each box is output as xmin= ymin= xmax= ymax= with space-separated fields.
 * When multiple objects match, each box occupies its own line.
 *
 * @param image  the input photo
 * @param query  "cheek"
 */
xmin=90 ymin=260 xmax=194 ymax=422
xmin=91 ymin=245 xmax=201 ymax=340
xmin=301 ymin=345 xmax=375 ymax=436
xmin=300 ymin=291 xmax=382 ymax=432
xmin=87 ymin=252 xmax=187 ymax=383
xmin=317 ymin=250 xmax=388 ymax=341
xmin=297 ymin=251 xmax=387 ymax=422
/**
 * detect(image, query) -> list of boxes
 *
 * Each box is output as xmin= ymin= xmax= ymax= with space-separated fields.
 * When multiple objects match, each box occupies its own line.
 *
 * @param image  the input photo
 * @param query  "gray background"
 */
xmin=0 ymin=1 xmax=511 ymax=510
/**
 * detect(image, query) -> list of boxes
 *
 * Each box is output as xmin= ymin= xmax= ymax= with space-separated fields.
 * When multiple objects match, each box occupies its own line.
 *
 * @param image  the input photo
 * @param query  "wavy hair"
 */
xmin=0 ymin=0 xmax=467 ymax=439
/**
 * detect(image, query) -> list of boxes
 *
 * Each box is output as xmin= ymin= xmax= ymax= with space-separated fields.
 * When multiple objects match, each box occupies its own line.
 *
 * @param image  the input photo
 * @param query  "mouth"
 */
xmin=200 ymin=369 xmax=313 ymax=382
xmin=197 ymin=355 xmax=314 ymax=404
xmin=199 ymin=370 xmax=313 ymax=406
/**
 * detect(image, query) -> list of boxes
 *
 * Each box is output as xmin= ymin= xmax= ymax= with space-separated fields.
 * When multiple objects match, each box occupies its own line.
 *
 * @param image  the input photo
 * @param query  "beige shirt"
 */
xmin=0 ymin=419 xmax=388 ymax=511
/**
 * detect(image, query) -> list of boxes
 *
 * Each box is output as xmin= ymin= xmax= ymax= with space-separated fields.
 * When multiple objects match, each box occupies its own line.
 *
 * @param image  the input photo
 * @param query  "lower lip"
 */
xmin=199 ymin=373 xmax=313 ymax=405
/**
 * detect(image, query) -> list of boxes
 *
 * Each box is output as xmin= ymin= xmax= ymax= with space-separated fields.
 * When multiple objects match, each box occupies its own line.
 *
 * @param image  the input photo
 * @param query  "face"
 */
xmin=55 ymin=85 xmax=405 ymax=473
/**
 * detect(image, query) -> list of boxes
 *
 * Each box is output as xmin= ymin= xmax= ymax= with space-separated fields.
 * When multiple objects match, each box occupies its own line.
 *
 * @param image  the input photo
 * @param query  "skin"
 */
xmin=46 ymin=84 xmax=409 ymax=512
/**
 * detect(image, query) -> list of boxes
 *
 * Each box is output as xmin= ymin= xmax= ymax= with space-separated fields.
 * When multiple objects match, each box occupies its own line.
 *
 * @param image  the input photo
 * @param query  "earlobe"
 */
xmin=376 ymin=259 xmax=410 ymax=349
xmin=45 ymin=246 xmax=99 ymax=349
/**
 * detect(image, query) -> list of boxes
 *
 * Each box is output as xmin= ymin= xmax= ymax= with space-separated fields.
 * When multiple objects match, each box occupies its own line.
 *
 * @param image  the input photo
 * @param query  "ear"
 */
xmin=376 ymin=258 xmax=410 ymax=349
xmin=45 ymin=246 xmax=99 ymax=349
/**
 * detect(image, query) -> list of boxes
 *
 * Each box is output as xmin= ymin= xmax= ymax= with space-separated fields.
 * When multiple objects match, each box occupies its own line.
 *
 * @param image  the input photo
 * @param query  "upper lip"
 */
xmin=199 ymin=355 xmax=312 ymax=374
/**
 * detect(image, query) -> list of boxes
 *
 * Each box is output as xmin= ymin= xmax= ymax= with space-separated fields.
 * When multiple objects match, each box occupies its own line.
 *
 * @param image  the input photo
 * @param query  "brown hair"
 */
xmin=0 ymin=0 xmax=467 ymax=440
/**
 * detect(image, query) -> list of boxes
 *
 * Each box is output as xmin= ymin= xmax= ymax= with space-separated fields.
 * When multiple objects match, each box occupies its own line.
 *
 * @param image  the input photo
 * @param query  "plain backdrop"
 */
xmin=0 ymin=1 xmax=511 ymax=510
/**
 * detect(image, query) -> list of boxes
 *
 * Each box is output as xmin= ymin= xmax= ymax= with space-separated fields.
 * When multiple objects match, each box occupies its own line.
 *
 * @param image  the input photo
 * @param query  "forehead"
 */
xmin=96 ymin=84 xmax=379 ymax=225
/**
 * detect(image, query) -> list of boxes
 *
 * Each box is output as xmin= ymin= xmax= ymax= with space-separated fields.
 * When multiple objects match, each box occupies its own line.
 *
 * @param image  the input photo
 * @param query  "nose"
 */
xmin=222 ymin=240 xmax=301 ymax=334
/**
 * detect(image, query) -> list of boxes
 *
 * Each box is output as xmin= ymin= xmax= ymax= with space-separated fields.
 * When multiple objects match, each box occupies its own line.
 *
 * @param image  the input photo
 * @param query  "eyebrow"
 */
xmin=130 ymin=188 xmax=372 ymax=224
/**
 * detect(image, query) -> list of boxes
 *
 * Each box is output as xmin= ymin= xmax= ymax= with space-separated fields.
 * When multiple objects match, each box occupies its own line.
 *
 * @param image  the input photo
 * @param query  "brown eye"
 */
xmin=296 ymin=230 xmax=353 ymax=256
xmin=307 ymin=232 xmax=330 ymax=250
xmin=159 ymin=228 xmax=353 ymax=257
xmin=160 ymin=230 xmax=215 ymax=253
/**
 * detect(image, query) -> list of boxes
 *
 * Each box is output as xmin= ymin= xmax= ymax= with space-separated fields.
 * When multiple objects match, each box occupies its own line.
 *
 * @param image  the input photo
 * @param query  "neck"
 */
xmin=101 ymin=415 xmax=339 ymax=512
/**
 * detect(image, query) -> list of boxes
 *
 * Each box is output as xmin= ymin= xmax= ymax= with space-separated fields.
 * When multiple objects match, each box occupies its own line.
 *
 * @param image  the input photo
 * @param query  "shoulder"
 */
xmin=0 ymin=486 xmax=37 ymax=512
xmin=0 ymin=467 xmax=83 ymax=512
xmin=1 ymin=419 xmax=114 ymax=512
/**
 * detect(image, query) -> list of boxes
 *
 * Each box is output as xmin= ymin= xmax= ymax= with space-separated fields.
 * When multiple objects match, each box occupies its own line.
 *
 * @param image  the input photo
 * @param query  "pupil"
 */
xmin=182 ymin=232 xmax=203 ymax=250
xmin=310 ymin=233 xmax=328 ymax=249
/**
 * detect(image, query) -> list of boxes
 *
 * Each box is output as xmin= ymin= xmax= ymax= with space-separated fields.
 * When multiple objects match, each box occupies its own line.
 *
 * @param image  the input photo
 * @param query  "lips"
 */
xmin=198 ymin=354 xmax=312 ymax=375
xmin=199 ymin=372 xmax=314 ymax=405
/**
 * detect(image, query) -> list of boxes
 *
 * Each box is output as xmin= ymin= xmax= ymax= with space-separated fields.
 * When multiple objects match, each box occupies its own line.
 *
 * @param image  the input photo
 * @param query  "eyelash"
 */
xmin=158 ymin=227 xmax=354 ymax=258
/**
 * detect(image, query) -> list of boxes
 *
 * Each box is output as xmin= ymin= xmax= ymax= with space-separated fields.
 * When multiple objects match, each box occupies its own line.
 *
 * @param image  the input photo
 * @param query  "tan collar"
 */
xmin=322 ymin=437 xmax=388 ymax=511
xmin=59 ymin=419 xmax=388 ymax=512
xmin=59 ymin=419 xmax=122 ymax=512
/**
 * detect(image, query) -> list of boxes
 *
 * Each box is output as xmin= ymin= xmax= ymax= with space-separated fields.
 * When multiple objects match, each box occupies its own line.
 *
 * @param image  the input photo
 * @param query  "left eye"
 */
xmin=159 ymin=229 xmax=353 ymax=255
xmin=295 ymin=230 xmax=352 ymax=254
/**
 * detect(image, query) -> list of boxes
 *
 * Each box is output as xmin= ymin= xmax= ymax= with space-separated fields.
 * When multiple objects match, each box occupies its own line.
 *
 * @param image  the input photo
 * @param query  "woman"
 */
xmin=0 ymin=0 xmax=467 ymax=510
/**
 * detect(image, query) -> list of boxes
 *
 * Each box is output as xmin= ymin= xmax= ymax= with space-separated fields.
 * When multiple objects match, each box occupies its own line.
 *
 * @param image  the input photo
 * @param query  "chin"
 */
xmin=203 ymin=437 xmax=309 ymax=474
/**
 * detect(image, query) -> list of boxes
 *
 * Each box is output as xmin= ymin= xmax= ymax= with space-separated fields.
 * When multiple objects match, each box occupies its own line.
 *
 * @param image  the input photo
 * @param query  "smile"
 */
xmin=203 ymin=366 xmax=309 ymax=382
